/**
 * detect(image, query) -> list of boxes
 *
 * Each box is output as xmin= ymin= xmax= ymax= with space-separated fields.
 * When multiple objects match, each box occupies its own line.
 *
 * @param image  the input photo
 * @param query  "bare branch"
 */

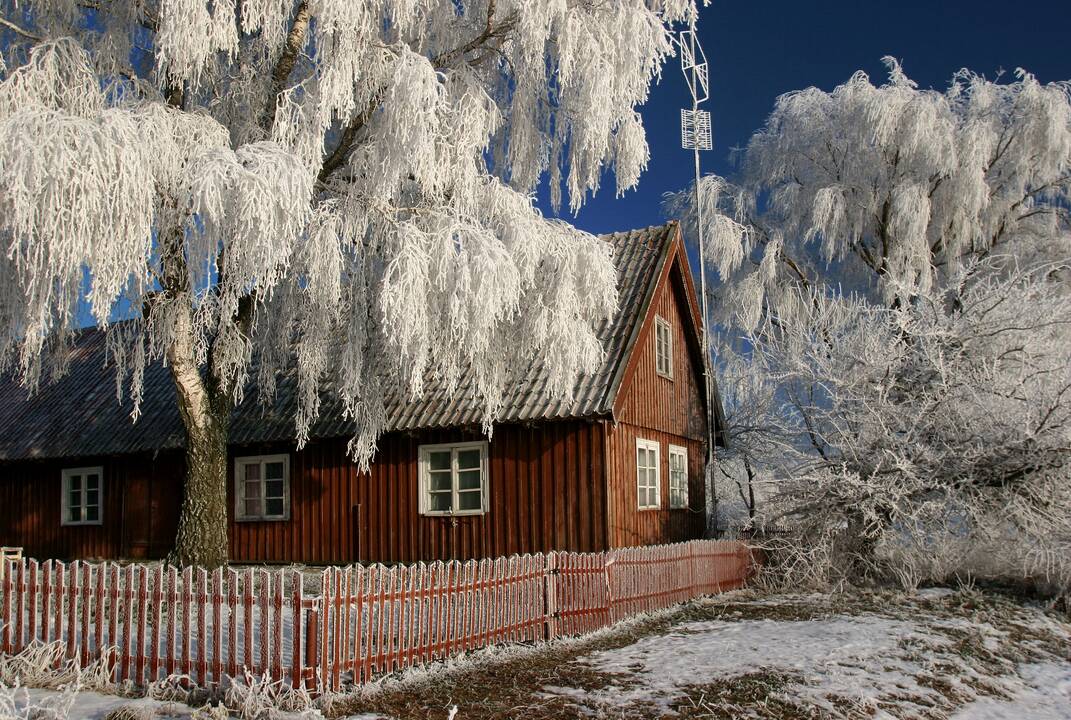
xmin=0 ymin=16 xmax=43 ymax=42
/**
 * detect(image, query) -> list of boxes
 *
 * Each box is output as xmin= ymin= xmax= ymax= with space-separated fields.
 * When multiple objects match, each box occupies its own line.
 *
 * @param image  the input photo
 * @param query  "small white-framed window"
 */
xmin=636 ymin=438 xmax=661 ymax=510
xmin=668 ymin=445 xmax=689 ymax=509
xmin=235 ymin=454 xmax=290 ymax=521
xmin=418 ymin=441 xmax=489 ymax=516
xmin=61 ymin=467 xmax=103 ymax=526
xmin=655 ymin=315 xmax=673 ymax=379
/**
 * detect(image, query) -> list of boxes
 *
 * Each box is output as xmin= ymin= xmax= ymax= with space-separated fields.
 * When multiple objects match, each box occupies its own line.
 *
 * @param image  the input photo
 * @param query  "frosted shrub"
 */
xmin=221 ymin=671 xmax=318 ymax=720
xmin=0 ymin=681 xmax=79 ymax=720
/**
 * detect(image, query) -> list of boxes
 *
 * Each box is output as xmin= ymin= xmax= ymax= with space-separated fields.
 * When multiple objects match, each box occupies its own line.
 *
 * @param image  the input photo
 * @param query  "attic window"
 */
xmin=419 ymin=441 xmax=489 ymax=516
xmin=235 ymin=455 xmax=290 ymax=521
xmin=654 ymin=315 xmax=673 ymax=379
xmin=61 ymin=467 xmax=103 ymax=526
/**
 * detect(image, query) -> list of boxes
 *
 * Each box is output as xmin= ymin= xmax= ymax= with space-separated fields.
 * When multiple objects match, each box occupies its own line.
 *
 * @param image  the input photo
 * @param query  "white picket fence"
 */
xmin=0 ymin=539 xmax=754 ymax=693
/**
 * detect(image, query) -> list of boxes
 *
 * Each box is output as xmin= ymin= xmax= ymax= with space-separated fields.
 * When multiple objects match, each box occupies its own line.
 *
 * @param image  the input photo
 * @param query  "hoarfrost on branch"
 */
xmin=669 ymin=60 xmax=1071 ymax=592
xmin=0 ymin=0 xmax=700 ymax=468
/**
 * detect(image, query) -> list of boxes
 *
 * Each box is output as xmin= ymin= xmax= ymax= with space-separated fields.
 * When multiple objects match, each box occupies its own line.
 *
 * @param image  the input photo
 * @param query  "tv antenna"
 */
xmin=677 ymin=19 xmax=718 ymax=523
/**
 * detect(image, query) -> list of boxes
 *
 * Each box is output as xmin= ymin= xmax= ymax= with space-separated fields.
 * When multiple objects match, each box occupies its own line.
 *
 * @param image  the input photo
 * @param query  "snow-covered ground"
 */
xmin=4 ymin=588 xmax=1070 ymax=719
xmin=539 ymin=591 xmax=1071 ymax=719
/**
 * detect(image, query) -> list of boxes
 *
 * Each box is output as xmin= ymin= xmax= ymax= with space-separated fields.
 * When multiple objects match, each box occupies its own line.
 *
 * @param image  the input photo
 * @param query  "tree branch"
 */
xmin=260 ymin=0 xmax=311 ymax=132
xmin=317 ymin=98 xmax=381 ymax=186
xmin=432 ymin=0 xmax=504 ymax=68
xmin=318 ymin=0 xmax=516 ymax=187
xmin=0 ymin=16 xmax=43 ymax=42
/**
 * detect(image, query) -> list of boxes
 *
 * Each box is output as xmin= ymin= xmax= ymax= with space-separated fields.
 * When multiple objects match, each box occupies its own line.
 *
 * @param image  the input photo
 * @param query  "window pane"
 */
xmin=265 ymin=498 xmax=284 ymax=516
xmin=429 ymin=451 xmax=451 ymax=471
xmin=244 ymin=463 xmax=260 ymax=481
xmin=69 ymin=487 xmax=81 ymax=510
xmin=245 ymin=480 xmax=261 ymax=498
xmin=244 ymin=498 xmax=261 ymax=517
xmin=637 ymin=447 xmax=646 ymax=466
xmin=429 ymin=471 xmax=452 ymax=491
xmin=458 ymin=469 xmax=481 ymax=490
xmin=457 ymin=449 xmax=481 ymax=470
xmin=86 ymin=489 xmax=99 ymax=506
xmin=85 ymin=506 xmax=99 ymax=522
xmin=430 ymin=492 xmax=452 ymax=512
xmin=68 ymin=506 xmax=81 ymax=523
xmin=458 ymin=491 xmax=481 ymax=511
xmin=86 ymin=474 xmax=99 ymax=490
xmin=265 ymin=462 xmax=284 ymax=480
xmin=265 ymin=479 xmax=284 ymax=499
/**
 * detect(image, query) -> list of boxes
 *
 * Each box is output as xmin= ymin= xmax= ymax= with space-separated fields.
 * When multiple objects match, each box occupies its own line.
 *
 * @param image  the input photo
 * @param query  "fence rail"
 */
xmin=1 ymin=539 xmax=753 ymax=693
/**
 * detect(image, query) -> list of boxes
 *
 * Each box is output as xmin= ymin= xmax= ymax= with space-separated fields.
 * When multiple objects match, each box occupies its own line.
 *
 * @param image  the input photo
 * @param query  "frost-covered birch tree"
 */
xmin=670 ymin=60 xmax=1071 ymax=591
xmin=0 ymin=0 xmax=700 ymax=567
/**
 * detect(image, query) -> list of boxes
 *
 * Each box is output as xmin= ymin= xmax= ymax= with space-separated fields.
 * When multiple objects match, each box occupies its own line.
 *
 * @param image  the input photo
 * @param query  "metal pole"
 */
xmin=681 ymin=21 xmax=718 ymax=534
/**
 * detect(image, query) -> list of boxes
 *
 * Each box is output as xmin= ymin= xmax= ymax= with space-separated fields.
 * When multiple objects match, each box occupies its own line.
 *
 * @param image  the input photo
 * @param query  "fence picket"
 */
xmin=135 ymin=565 xmax=148 ymax=684
xmin=226 ymin=568 xmax=239 ymax=679
xmin=290 ymin=570 xmax=304 ymax=689
xmin=27 ymin=557 xmax=38 ymax=647
xmin=165 ymin=565 xmax=179 ymax=679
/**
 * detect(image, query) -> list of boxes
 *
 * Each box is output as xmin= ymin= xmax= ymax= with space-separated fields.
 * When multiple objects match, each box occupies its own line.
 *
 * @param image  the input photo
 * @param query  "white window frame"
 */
xmin=654 ymin=315 xmax=673 ymax=379
xmin=418 ymin=441 xmax=490 ymax=517
xmin=234 ymin=454 xmax=291 ymax=522
xmin=668 ymin=444 xmax=689 ymax=509
xmin=636 ymin=438 xmax=661 ymax=510
xmin=61 ymin=467 xmax=104 ymax=526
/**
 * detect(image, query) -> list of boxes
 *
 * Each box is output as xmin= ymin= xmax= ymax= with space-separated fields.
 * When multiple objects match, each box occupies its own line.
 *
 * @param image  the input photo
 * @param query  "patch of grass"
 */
xmin=669 ymin=671 xmax=809 ymax=720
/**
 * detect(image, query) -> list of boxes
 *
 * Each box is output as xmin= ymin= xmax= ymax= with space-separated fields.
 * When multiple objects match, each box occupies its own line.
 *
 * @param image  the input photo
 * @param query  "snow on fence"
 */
xmin=0 ymin=539 xmax=752 ymax=693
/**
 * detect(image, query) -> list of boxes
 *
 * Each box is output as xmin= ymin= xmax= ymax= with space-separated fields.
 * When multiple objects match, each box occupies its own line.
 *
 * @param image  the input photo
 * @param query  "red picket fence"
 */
xmin=1 ymin=539 xmax=754 ymax=693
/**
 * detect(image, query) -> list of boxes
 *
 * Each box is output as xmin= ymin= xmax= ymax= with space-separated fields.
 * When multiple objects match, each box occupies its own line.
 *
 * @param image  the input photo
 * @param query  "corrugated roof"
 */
xmin=0 ymin=223 xmax=679 ymax=461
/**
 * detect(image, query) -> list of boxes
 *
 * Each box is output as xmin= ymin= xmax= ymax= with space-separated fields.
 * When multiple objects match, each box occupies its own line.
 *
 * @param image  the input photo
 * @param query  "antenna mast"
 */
xmin=678 ymin=18 xmax=718 ymax=529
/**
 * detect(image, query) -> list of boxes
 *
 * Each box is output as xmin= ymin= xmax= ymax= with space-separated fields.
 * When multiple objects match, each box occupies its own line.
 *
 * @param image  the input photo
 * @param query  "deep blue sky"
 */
xmin=544 ymin=0 xmax=1071 ymax=235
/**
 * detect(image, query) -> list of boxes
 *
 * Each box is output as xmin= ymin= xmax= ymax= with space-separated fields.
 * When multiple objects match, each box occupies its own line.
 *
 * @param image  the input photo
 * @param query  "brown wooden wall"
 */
xmin=0 ymin=451 xmax=184 ymax=561
xmin=1 ymin=420 xmax=609 ymax=565
xmin=605 ymin=243 xmax=709 ymax=548
xmin=229 ymin=420 xmax=607 ymax=565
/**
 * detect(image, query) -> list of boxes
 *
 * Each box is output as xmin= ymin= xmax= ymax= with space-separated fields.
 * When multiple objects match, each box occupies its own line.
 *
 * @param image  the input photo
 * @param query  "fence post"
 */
xmin=1 ymin=557 xmax=12 ymax=654
xmin=543 ymin=553 xmax=558 ymax=641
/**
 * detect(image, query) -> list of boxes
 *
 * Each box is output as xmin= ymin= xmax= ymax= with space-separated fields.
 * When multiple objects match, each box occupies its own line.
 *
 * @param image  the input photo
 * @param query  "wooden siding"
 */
xmin=605 ymin=243 xmax=709 ymax=548
xmin=1 ymin=420 xmax=608 ymax=565
xmin=614 ymin=259 xmax=707 ymax=441
xmin=228 ymin=421 xmax=606 ymax=564
xmin=603 ymin=424 xmax=705 ymax=547
xmin=0 ymin=452 xmax=184 ymax=561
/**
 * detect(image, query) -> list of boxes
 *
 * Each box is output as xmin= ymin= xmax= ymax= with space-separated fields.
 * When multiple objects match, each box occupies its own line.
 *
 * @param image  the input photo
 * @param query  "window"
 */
xmin=235 ymin=455 xmax=290 ymax=521
xmin=669 ymin=445 xmax=689 ymax=509
xmin=61 ymin=467 xmax=103 ymax=526
xmin=636 ymin=439 xmax=660 ymax=509
xmin=418 ymin=441 xmax=489 ymax=516
xmin=655 ymin=315 xmax=673 ymax=379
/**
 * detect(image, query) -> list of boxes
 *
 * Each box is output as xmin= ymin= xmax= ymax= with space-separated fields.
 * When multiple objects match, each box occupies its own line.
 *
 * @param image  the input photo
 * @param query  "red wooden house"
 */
xmin=0 ymin=223 xmax=725 ymax=565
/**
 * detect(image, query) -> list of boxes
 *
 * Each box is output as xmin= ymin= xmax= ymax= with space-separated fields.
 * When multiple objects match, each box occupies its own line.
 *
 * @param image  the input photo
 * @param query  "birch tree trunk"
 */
xmin=160 ymin=226 xmax=232 ymax=569
xmin=166 ymin=308 xmax=231 ymax=568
